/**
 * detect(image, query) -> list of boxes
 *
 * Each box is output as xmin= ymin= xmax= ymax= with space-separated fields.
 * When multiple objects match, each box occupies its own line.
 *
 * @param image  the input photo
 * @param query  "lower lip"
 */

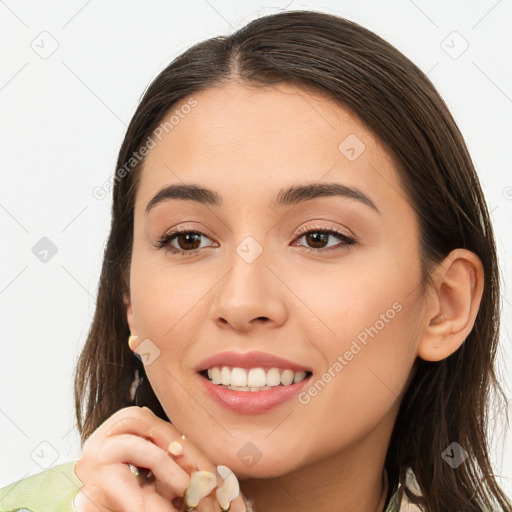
xmin=198 ymin=373 xmax=312 ymax=414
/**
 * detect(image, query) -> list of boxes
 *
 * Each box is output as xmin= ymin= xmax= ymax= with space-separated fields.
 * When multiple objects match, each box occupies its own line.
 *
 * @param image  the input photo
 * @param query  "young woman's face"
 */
xmin=126 ymin=82 xmax=426 ymax=478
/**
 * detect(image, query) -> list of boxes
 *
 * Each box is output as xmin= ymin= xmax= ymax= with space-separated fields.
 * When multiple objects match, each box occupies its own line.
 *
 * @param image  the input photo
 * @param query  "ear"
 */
xmin=417 ymin=248 xmax=484 ymax=362
xmin=123 ymin=292 xmax=138 ymax=338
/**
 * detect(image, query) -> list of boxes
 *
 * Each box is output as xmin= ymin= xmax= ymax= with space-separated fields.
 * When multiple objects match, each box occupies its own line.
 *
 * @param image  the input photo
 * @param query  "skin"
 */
xmin=115 ymin=82 xmax=483 ymax=512
xmin=74 ymin=406 xmax=249 ymax=511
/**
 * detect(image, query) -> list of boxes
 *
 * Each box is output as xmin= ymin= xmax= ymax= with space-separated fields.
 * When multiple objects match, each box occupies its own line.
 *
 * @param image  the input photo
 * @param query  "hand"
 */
xmin=73 ymin=405 xmax=249 ymax=512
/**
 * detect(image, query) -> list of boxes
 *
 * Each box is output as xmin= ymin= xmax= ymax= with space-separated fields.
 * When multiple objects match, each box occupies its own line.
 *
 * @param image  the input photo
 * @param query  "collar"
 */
xmin=384 ymin=467 xmax=423 ymax=512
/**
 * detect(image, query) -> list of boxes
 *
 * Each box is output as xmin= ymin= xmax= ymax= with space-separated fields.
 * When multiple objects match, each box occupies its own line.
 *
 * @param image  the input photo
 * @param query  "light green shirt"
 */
xmin=0 ymin=461 xmax=419 ymax=511
xmin=0 ymin=461 xmax=83 ymax=512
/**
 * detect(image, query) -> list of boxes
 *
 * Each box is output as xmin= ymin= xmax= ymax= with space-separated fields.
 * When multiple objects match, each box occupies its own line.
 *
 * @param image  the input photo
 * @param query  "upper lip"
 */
xmin=195 ymin=351 xmax=313 ymax=373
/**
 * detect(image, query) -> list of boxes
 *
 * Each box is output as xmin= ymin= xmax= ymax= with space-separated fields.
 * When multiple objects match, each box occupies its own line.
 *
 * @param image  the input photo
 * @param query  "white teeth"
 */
xmin=280 ymin=369 xmax=294 ymax=386
xmin=221 ymin=366 xmax=231 ymax=386
xmin=293 ymin=371 xmax=307 ymax=383
xmin=203 ymin=366 xmax=309 ymax=389
xmin=211 ymin=366 xmax=221 ymax=384
xmin=230 ymin=367 xmax=247 ymax=387
xmin=266 ymin=367 xmax=281 ymax=386
xmin=247 ymin=368 xmax=266 ymax=387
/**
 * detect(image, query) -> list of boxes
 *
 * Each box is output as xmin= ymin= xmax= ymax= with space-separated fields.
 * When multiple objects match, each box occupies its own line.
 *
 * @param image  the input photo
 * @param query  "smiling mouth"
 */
xmin=198 ymin=367 xmax=313 ymax=392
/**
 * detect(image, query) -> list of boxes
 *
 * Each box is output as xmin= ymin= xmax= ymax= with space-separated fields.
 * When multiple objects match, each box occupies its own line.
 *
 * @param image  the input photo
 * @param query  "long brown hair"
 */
xmin=74 ymin=10 xmax=511 ymax=511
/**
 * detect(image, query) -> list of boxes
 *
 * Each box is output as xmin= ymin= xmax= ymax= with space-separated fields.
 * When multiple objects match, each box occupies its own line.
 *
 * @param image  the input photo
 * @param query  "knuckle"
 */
xmin=109 ymin=405 xmax=144 ymax=421
xmin=121 ymin=405 xmax=146 ymax=417
xmin=139 ymin=405 xmax=155 ymax=417
xmin=94 ymin=442 xmax=112 ymax=466
xmin=101 ymin=407 xmax=148 ymax=433
xmin=82 ymin=435 xmax=102 ymax=457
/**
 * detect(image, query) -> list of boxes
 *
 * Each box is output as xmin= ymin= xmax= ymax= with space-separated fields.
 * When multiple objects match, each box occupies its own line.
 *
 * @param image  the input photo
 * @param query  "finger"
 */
xmin=230 ymin=493 xmax=249 ymax=512
xmin=93 ymin=406 xmax=148 ymax=438
xmin=172 ymin=436 xmax=218 ymax=476
xmin=168 ymin=439 xmax=246 ymax=510
xmin=105 ymin=416 xmax=200 ymax=477
xmin=99 ymin=434 xmax=190 ymax=496
xmin=94 ymin=464 xmax=145 ymax=512
xmin=93 ymin=405 xmax=167 ymax=443
xmin=194 ymin=495 xmax=217 ymax=512
xmin=102 ymin=409 xmax=243 ymax=510
xmin=111 ymin=413 xmax=246 ymax=512
xmin=193 ymin=491 xmax=247 ymax=512
xmin=95 ymin=464 xmax=179 ymax=512
xmin=167 ymin=439 xmax=227 ymax=511
xmin=74 ymin=457 xmax=186 ymax=512
xmin=167 ymin=446 xmax=249 ymax=512
xmin=103 ymin=408 xmax=210 ymax=476
xmin=140 ymin=488 xmax=183 ymax=512
xmin=73 ymin=486 xmax=110 ymax=512
xmin=105 ymin=415 xmax=178 ymax=454
xmin=167 ymin=440 xmax=200 ymax=475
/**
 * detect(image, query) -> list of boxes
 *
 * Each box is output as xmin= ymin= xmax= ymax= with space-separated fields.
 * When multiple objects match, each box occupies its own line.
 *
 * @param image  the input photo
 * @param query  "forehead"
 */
xmin=135 ymin=81 xmax=405 ymax=214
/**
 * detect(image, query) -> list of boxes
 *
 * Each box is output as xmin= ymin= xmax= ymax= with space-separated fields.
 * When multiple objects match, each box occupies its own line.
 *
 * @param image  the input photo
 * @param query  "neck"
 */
xmin=241 ymin=464 xmax=389 ymax=512
xmin=239 ymin=408 xmax=397 ymax=512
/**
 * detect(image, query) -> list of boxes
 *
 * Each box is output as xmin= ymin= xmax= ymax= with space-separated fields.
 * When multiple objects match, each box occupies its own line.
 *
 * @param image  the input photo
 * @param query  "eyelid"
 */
xmin=159 ymin=222 xmax=216 ymax=242
xmin=294 ymin=223 xmax=356 ymax=241
xmin=155 ymin=226 xmax=216 ymax=251
xmin=155 ymin=222 xmax=357 ymax=255
xmin=292 ymin=224 xmax=357 ymax=254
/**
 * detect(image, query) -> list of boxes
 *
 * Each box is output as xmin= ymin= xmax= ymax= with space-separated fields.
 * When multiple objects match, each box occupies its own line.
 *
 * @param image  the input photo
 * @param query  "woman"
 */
xmin=1 ymin=9 xmax=510 ymax=512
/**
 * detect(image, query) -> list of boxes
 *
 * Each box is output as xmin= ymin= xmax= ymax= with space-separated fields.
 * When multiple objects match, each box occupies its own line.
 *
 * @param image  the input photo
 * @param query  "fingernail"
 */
xmin=216 ymin=465 xmax=240 ymax=511
xmin=184 ymin=471 xmax=217 ymax=507
xmin=168 ymin=441 xmax=183 ymax=456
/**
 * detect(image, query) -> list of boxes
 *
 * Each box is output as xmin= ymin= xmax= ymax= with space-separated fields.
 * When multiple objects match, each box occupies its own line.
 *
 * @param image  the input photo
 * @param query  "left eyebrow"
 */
xmin=146 ymin=182 xmax=379 ymax=214
xmin=273 ymin=182 xmax=379 ymax=213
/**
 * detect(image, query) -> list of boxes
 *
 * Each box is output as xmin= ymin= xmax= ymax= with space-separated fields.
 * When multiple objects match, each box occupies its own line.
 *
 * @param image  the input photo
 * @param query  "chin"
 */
xmin=215 ymin=451 xmax=305 ymax=480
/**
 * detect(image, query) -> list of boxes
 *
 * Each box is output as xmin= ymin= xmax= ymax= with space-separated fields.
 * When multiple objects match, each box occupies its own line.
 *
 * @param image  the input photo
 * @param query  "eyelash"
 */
xmin=155 ymin=225 xmax=356 ymax=256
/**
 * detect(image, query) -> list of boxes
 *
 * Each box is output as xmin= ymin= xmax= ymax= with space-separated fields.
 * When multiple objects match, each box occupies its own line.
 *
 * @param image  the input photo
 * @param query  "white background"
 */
xmin=1 ymin=0 xmax=511 ymax=497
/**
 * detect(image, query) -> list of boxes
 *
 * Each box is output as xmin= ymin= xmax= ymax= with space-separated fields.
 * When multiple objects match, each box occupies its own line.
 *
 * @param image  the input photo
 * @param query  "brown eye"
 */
xmin=156 ymin=229 xmax=214 ymax=255
xmin=174 ymin=232 xmax=202 ymax=251
xmin=302 ymin=231 xmax=330 ymax=249
xmin=294 ymin=227 xmax=356 ymax=253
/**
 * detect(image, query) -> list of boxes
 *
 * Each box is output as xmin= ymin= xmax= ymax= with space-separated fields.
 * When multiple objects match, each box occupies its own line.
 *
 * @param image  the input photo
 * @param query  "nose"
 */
xmin=211 ymin=246 xmax=287 ymax=333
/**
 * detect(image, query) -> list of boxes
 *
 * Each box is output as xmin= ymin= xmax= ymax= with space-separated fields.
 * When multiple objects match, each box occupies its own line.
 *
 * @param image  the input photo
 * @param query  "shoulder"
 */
xmin=0 ymin=460 xmax=83 ymax=512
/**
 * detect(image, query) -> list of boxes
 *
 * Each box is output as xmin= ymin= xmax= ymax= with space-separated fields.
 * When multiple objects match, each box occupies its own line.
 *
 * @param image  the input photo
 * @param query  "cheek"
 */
xmin=300 ymin=304 xmax=419 ymax=454
xmin=292 ymin=246 xmax=422 ymax=351
xmin=129 ymin=249 xmax=215 ymax=341
xmin=290 ymin=254 xmax=423 ymax=419
xmin=128 ymin=255 xmax=214 ymax=422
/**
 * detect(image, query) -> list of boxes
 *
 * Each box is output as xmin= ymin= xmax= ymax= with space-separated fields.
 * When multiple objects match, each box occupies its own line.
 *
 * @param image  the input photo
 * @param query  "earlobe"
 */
xmin=123 ymin=293 xmax=138 ymax=339
xmin=417 ymin=249 xmax=484 ymax=362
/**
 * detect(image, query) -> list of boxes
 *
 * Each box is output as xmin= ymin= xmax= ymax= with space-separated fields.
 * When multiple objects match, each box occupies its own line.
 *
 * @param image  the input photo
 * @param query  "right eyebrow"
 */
xmin=146 ymin=184 xmax=221 ymax=213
